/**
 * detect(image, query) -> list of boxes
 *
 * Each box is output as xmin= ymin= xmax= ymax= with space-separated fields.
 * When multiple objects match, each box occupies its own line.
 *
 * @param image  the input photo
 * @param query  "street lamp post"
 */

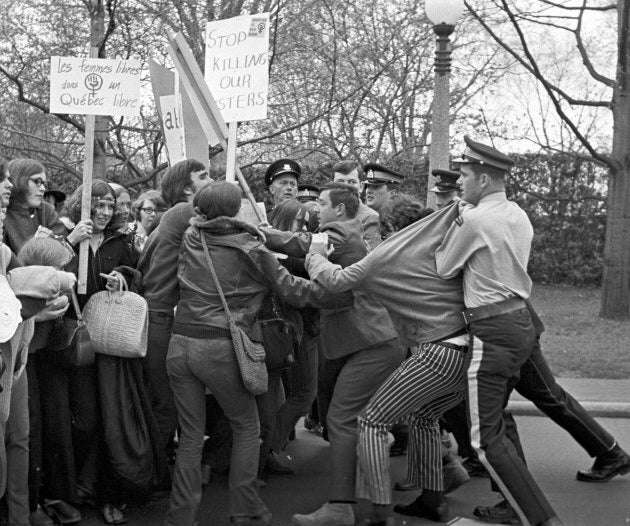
xmin=425 ymin=0 xmax=464 ymax=209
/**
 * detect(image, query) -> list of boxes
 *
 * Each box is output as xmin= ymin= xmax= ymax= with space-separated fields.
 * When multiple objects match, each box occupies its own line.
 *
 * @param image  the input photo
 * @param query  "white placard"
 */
xmin=237 ymin=198 xmax=267 ymax=225
xmin=159 ymin=94 xmax=187 ymax=165
xmin=49 ymin=56 xmax=141 ymax=116
xmin=204 ymin=14 xmax=270 ymax=123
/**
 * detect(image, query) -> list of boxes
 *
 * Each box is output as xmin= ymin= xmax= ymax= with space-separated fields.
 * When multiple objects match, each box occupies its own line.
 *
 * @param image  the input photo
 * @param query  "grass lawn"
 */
xmin=530 ymin=283 xmax=630 ymax=379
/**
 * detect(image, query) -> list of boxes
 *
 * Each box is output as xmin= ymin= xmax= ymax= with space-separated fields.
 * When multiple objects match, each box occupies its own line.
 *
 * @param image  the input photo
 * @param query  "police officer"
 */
xmin=363 ymin=163 xmax=404 ymax=212
xmin=435 ymin=136 xmax=563 ymax=526
xmin=297 ymin=184 xmax=320 ymax=204
xmin=429 ymin=169 xmax=460 ymax=210
xmin=265 ymin=158 xmax=301 ymax=217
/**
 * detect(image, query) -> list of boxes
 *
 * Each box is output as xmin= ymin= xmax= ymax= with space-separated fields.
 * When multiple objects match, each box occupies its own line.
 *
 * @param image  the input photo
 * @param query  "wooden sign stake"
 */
xmin=77 ymin=46 xmax=98 ymax=294
xmin=167 ymin=32 xmax=264 ymax=222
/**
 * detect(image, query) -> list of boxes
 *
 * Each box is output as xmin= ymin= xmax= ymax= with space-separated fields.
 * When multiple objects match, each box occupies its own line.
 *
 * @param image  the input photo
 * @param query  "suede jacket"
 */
xmin=173 ymin=216 xmax=352 ymax=341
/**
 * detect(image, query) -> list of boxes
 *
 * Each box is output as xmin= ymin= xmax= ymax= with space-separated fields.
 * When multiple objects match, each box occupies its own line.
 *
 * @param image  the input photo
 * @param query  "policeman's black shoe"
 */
xmin=576 ymin=443 xmax=630 ymax=482
xmin=462 ymin=456 xmax=490 ymax=478
xmin=473 ymin=499 xmax=521 ymax=525
xmin=394 ymin=497 xmax=449 ymax=522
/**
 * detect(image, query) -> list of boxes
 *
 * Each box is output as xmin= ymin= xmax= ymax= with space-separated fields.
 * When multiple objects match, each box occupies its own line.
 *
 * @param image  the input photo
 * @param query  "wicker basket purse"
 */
xmin=82 ymin=275 xmax=148 ymax=358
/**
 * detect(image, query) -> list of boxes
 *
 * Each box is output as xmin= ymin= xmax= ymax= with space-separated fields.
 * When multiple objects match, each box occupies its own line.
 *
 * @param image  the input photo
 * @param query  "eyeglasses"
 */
xmin=29 ymin=177 xmax=47 ymax=188
xmin=141 ymin=207 xmax=157 ymax=214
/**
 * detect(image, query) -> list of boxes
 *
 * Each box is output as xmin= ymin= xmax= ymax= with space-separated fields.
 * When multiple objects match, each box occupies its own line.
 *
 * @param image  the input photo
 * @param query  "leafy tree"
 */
xmin=465 ymin=0 xmax=626 ymax=319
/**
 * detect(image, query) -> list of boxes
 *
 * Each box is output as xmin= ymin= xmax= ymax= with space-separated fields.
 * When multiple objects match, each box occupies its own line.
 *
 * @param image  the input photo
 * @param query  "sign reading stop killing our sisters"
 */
xmin=204 ymin=13 xmax=270 ymax=123
xmin=49 ymin=56 xmax=142 ymax=116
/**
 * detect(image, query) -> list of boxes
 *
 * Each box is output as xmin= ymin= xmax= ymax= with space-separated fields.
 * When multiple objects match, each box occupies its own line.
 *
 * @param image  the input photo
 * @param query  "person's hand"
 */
xmin=101 ymin=271 xmax=123 ymax=291
xmin=33 ymin=295 xmax=70 ymax=321
xmin=67 ymin=220 xmax=94 ymax=245
xmin=308 ymin=233 xmax=331 ymax=257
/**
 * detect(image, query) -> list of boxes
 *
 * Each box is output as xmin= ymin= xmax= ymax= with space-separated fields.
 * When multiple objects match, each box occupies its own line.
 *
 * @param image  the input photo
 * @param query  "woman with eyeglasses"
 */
xmin=2 ymin=159 xmax=69 ymax=253
xmin=130 ymin=190 xmax=167 ymax=253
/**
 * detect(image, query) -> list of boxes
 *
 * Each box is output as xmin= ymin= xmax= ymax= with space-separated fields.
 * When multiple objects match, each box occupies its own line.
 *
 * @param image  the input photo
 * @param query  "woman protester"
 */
xmin=38 ymin=179 xmax=150 ymax=526
xmin=1 ymin=159 xmax=86 ymax=526
xmin=129 ymin=190 xmax=166 ymax=253
xmin=259 ymin=200 xmax=321 ymax=478
xmin=166 ymin=182 xmax=350 ymax=526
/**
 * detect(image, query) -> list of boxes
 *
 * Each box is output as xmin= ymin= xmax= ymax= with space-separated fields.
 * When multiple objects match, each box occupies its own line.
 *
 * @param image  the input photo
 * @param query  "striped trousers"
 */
xmin=356 ymin=343 xmax=466 ymax=505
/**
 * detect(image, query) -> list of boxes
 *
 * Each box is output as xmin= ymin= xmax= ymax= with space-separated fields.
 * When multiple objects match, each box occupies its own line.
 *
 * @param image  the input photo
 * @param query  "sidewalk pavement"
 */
xmin=508 ymin=377 xmax=630 ymax=418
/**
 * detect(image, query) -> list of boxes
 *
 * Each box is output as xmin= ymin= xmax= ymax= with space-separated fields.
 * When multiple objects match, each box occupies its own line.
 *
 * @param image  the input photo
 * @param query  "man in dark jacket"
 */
xmin=264 ymin=184 xmax=405 ymax=526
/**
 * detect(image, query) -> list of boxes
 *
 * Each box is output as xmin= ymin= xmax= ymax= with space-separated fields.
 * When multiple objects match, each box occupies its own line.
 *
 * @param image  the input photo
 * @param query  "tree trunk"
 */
xmin=600 ymin=1 xmax=630 ymax=320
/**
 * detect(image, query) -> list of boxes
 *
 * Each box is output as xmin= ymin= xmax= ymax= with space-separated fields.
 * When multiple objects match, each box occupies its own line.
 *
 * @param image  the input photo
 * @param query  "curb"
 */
xmin=507 ymin=400 xmax=630 ymax=419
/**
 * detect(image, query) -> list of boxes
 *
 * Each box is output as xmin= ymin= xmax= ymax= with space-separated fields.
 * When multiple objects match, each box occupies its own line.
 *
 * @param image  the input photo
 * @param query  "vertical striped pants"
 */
xmin=356 ymin=343 xmax=466 ymax=505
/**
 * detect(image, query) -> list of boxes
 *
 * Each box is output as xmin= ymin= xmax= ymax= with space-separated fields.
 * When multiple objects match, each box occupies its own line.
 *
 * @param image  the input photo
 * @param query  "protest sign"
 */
xmin=148 ymin=59 xmax=212 ymax=165
xmin=204 ymin=13 xmax=270 ymax=123
xmin=159 ymin=94 xmax=187 ymax=165
xmin=50 ymin=56 xmax=141 ymax=116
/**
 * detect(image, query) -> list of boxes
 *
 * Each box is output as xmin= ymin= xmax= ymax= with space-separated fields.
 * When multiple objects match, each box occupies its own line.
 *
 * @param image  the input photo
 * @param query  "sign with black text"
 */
xmin=50 ymin=56 xmax=141 ymax=116
xmin=204 ymin=14 xmax=270 ymax=123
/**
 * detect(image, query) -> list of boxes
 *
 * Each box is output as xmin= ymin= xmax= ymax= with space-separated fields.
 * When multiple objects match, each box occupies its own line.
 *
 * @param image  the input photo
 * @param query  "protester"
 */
xmin=331 ymin=160 xmax=380 ymax=249
xmin=130 ymin=190 xmax=166 ymax=252
xmin=0 ymin=202 xmax=76 ymax=526
xmin=138 ymin=158 xmax=211 ymax=490
xmin=2 ymin=159 xmax=66 ymax=252
xmin=304 ymin=197 xmax=469 ymax=525
xmin=43 ymin=187 xmax=67 ymax=213
xmin=15 ymin=236 xmax=75 ymax=526
xmin=107 ymin=183 xmax=133 ymax=231
xmin=435 ymin=136 xmax=563 ymax=526
xmin=262 ymin=199 xmax=319 ymax=479
xmin=40 ymin=180 xmax=140 ymax=526
xmin=165 ymin=181 xmax=350 ymax=526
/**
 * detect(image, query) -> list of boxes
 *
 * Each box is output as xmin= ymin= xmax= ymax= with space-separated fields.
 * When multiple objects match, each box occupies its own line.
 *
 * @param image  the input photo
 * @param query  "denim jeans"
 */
xmin=166 ymin=334 xmax=269 ymax=525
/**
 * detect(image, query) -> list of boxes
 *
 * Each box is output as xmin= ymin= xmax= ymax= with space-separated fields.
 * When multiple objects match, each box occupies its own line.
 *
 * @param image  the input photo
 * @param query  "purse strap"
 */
xmin=199 ymin=230 xmax=236 ymax=324
xmin=70 ymin=288 xmax=86 ymax=326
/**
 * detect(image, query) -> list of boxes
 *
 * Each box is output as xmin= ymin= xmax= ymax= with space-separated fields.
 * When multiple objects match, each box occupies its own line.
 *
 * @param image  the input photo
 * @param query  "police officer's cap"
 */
xmin=297 ymin=183 xmax=320 ymax=202
xmin=430 ymin=169 xmax=461 ymax=194
xmin=363 ymin=163 xmax=405 ymax=186
xmin=265 ymin=159 xmax=301 ymax=187
xmin=452 ymin=136 xmax=514 ymax=172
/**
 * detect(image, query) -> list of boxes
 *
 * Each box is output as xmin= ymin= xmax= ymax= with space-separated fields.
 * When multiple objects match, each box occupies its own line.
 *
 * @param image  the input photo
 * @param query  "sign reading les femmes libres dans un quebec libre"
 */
xmin=49 ymin=56 xmax=142 ymax=116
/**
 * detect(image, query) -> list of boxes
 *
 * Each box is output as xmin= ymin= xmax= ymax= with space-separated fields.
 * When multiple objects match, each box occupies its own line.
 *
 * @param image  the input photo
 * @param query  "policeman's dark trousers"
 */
xmin=357 ymin=343 xmax=466 ymax=504
xmin=467 ymin=309 xmax=557 ymax=526
xmin=512 ymin=337 xmax=615 ymax=456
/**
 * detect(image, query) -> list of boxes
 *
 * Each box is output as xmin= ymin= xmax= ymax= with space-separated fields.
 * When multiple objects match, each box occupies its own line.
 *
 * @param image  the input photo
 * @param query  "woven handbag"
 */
xmin=200 ymin=232 xmax=268 ymax=396
xmin=82 ymin=275 xmax=148 ymax=358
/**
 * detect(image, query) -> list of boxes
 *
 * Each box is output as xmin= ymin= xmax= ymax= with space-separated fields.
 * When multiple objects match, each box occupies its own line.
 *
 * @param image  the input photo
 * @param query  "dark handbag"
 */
xmin=48 ymin=289 xmax=95 ymax=368
xmin=259 ymin=297 xmax=295 ymax=370
xmin=200 ymin=233 xmax=268 ymax=396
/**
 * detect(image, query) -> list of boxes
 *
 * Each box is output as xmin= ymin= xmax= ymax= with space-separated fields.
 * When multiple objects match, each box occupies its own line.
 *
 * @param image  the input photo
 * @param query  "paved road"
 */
xmin=79 ymin=415 xmax=630 ymax=526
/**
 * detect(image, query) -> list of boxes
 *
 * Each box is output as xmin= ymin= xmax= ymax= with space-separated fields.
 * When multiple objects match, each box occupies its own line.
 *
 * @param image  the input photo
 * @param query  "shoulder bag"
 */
xmin=200 ymin=232 xmax=268 ymax=395
xmin=82 ymin=275 xmax=148 ymax=358
xmin=48 ymin=288 xmax=95 ymax=368
xmin=258 ymin=295 xmax=295 ymax=370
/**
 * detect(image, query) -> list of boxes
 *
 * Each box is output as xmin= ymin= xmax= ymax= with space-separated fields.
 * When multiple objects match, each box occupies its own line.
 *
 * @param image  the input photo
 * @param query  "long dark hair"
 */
xmin=61 ymin=179 xmax=116 ymax=226
xmin=6 ymin=158 xmax=46 ymax=207
xmin=270 ymin=199 xmax=310 ymax=232
xmin=160 ymin=159 xmax=205 ymax=207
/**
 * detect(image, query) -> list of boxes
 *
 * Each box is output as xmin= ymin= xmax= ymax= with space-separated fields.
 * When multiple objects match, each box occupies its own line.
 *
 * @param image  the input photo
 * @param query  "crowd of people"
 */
xmin=1 ymin=136 xmax=629 ymax=526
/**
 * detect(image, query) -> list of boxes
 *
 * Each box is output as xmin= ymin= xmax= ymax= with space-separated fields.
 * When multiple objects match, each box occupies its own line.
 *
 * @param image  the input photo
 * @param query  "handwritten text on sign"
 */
xmin=49 ymin=56 xmax=142 ymax=116
xmin=204 ymin=13 xmax=269 ymax=123
xmin=159 ymin=94 xmax=187 ymax=165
